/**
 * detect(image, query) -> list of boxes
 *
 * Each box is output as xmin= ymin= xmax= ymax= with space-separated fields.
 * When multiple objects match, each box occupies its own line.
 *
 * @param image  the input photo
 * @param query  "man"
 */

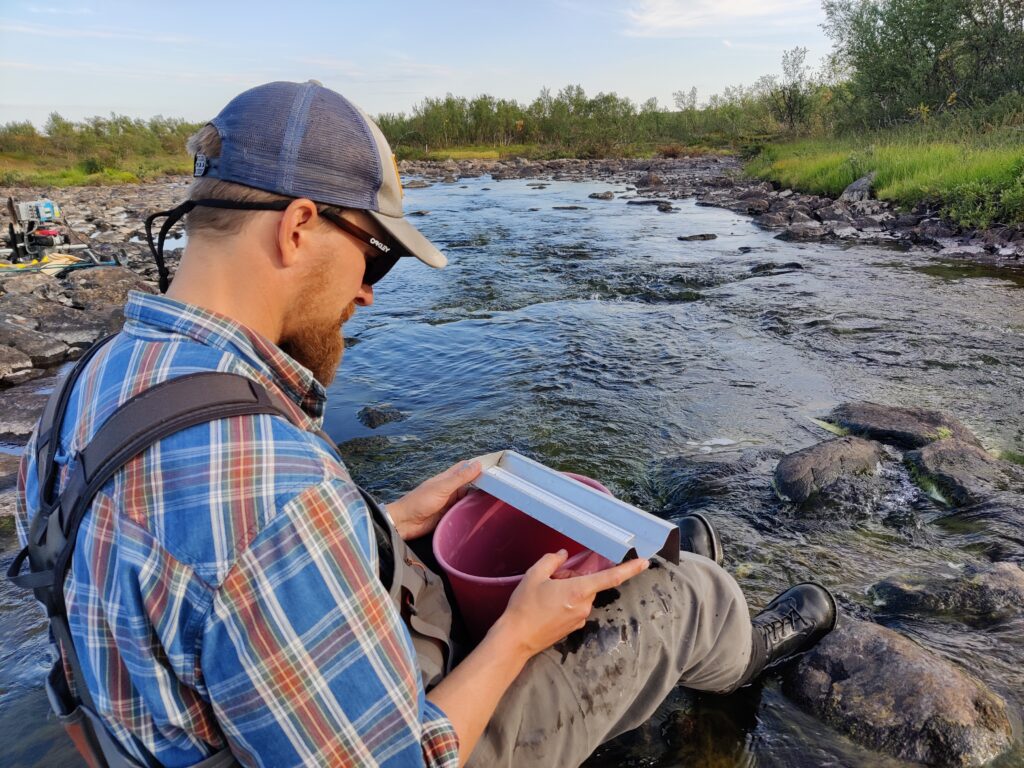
xmin=16 ymin=81 xmax=836 ymax=767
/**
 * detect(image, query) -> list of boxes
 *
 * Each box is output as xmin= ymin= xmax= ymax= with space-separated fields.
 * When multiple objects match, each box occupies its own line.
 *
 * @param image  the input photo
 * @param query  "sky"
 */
xmin=0 ymin=0 xmax=831 ymax=126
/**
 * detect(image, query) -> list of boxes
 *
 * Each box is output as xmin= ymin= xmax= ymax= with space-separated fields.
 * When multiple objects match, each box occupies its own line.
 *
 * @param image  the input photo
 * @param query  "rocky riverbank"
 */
xmin=2 ymin=160 xmax=1023 ymax=766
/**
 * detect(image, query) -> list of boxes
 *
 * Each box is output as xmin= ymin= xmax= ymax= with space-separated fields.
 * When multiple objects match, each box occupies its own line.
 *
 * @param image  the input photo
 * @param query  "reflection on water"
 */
xmin=2 ymin=176 xmax=1022 ymax=767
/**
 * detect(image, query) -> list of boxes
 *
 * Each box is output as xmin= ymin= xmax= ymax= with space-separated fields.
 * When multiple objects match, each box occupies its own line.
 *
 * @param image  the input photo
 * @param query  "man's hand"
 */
xmin=388 ymin=460 xmax=482 ymax=540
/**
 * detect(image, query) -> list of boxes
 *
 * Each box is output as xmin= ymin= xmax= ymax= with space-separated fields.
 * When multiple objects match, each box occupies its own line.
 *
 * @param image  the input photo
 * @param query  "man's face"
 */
xmin=279 ymin=209 xmax=384 ymax=386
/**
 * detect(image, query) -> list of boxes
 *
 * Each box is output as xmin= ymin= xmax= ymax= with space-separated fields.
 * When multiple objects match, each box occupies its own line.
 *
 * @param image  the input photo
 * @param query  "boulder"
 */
xmin=870 ymin=562 xmax=1024 ymax=624
xmin=403 ymin=179 xmax=431 ymax=189
xmin=636 ymin=172 xmax=661 ymax=187
xmin=0 ymin=320 xmax=68 ymax=366
xmin=588 ymin=191 xmax=615 ymax=200
xmin=906 ymin=439 xmax=1024 ymax=506
xmin=753 ymin=211 xmax=790 ymax=228
xmin=656 ymin=202 xmax=678 ymax=213
xmin=2 ymin=293 xmax=117 ymax=347
xmin=0 ymin=384 xmax=47 ymax=441
xmin=357 ymin=403 xmax=407 ymax=429
xmin=0 ymin=272 xmax=60 ymax=296
xmin=64 ymin=266 xmax=155 ymax=311
xmin=773 ymin=437 xmax=884 ymax=507
xmin=774 ymin=222 xmax=827 ymax=241
xmin=828 ymin=402 xmax=980 ymax=449
xmin=784 ymin=618 xmax=1012 ymax=767
xmin=0 ymin=344 xmax=35 ymax=385
xmin=838 ymin=173 xmax=876 ymax=203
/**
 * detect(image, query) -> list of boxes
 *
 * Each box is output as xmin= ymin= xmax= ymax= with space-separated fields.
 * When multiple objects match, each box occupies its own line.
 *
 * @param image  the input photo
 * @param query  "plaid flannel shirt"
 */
xmin=16 ymin=291 xmax=459 ymax=767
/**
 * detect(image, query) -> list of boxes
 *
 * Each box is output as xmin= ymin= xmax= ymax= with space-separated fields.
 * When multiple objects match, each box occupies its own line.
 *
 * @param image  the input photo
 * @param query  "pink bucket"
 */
xmin=433 ymin=472 xmax=615 ymax=642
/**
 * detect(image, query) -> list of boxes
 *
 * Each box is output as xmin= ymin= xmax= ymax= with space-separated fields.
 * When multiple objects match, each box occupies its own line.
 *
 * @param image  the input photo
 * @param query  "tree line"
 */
xmin=1 ymin=0 xmax=1021 ymax=172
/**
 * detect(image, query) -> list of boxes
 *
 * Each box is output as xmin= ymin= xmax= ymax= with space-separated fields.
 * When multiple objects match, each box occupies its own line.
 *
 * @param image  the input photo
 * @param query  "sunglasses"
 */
xmin=318 ymin=208 xmax=404 ymax=286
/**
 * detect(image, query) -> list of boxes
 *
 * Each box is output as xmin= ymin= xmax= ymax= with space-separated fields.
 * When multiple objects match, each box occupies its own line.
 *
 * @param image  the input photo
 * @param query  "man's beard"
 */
xmin=280 ymin=301 xmax=357 ymax=386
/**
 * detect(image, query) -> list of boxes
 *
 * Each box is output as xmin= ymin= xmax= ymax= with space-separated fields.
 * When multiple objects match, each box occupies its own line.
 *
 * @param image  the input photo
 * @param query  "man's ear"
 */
xmin=276 ymin=198 xmax=320 ymax=268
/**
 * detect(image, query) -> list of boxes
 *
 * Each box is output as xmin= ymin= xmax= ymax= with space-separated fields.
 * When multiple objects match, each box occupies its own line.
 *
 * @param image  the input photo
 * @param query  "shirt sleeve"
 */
xmin=199 ymin=477 xmax=460 ymax=768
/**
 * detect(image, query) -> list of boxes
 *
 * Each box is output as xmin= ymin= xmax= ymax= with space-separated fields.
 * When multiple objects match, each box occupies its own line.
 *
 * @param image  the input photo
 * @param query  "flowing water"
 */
xmin=2 ymin=176 xmax=1023 ymax=766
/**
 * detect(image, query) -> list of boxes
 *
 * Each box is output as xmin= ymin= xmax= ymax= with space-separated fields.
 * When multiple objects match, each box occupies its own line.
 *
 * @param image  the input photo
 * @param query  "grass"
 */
xmin=396 ymin=142 xmax=732 ymax=163
xmin=746 ymin=126 xmax=1024 ymax=228
xmin=0 ymin=151 xmax=191 ymax=187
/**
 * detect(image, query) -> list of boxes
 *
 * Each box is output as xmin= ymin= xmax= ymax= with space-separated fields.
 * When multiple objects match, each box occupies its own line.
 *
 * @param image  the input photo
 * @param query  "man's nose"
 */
xmin=355 ymin=283 xmax=374 ymax=307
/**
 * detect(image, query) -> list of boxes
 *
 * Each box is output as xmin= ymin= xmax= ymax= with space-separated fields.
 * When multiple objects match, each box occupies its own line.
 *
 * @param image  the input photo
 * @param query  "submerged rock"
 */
xmin=784 ymin=618 xmax=1012 ymax=767
xmin=773 ymin=437 xmax=884 ymax=507
xmin=828 ymin=402 xmax=981 ymax=449
xmin=357 ymin=403 xmax=407 ymax=429
xmin=677 ymin=233 xmax=717 ymax=241
xmin=938 ymin=492 xmax=1024 ymax=564
xmin=748 ymin=261 xmax=803 ymax=275
xmin=870 ymin=561 xmax=1024 ymax=624
xmin=588 ymin=191 xmax=615 ymax=200
xmin=906 ymin=439 xmax=1024 ymax=506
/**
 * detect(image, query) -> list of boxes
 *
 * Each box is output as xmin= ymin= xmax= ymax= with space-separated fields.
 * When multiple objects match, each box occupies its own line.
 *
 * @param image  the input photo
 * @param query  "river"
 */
xmin=2 ymin=175 xmax=1022 ymax=766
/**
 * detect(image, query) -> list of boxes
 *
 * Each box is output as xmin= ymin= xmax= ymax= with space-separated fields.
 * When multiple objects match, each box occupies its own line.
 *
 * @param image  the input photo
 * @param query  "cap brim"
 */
xmin=368 ymin=211 xmax=447 ymax=269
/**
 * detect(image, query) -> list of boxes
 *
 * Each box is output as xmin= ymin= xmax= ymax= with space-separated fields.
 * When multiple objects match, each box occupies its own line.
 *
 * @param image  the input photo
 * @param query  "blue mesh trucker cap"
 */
xmin=194 ymin=80 xmax=446 ymax=269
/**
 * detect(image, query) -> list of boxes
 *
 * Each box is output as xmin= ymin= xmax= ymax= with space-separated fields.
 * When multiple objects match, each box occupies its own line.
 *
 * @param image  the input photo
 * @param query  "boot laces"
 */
xmin=762 ymin=606 xmax=809 ymax=646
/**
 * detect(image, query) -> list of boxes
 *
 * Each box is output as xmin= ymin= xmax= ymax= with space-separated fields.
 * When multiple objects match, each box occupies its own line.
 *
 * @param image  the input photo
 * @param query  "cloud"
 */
xmin=0 ymin=19 xmax=200 ymax=44
xmin=27 ymin=5 xmax=93 ymax=14
xmin=624 ymin=0 xmax=821 ymax=37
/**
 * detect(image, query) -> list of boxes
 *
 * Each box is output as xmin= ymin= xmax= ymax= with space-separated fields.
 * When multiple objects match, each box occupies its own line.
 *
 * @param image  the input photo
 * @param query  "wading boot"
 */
xmin=676 ymin=512 xmax=724 ymax=565
xmin=733 ymin=582 xmax=837 ymax=689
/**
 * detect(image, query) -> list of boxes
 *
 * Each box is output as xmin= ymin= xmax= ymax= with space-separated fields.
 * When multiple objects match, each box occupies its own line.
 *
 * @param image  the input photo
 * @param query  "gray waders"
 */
xmin=7 ymin=335 xmax=452 ymax=767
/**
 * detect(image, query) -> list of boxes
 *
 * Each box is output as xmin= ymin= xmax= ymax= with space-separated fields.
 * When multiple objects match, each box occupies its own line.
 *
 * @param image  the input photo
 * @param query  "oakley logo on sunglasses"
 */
xmin=369 ymin=238 xmax=391 ymax=253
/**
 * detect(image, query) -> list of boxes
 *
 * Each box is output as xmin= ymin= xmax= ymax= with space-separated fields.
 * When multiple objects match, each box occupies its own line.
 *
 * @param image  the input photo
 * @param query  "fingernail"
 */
xmin=641 ymin=559 xmax=650 ymax=570
xmin=558 ymin=548 xmax=568 ymax=557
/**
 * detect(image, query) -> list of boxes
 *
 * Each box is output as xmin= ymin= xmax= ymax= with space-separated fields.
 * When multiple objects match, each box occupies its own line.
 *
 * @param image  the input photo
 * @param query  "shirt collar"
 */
xmin=123 ymin=291 xmax=327 ymax=421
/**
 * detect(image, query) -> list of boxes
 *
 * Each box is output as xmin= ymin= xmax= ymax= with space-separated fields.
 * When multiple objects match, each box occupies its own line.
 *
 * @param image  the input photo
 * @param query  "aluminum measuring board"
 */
xmin=471 ymin=450 xmax=679 ymax=564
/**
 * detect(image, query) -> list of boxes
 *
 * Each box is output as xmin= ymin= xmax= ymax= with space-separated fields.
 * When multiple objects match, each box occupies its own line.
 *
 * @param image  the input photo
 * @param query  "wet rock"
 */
xmin=637 ymin=172 xmax=661 ymax=187
xmin=337 ymin=435 xmax=392 ymax=456
xmin=748 ymin=261 xmax=803 ymax=275
xmin=773 ymin=436 xmax=884 ymax=505
xmin=0 ymin=320 xmax=68 ymax=366
xmin=357 ymin=403 xmax=407 ymax=429
xmin=838 ymin=173 xmax=876 ymax=203
xmin=774 ymin=222 xmax=826 ymax=241
xmin=553 ymin=205 xmax=586 ymax=211
xmin=0 ymin=384 xmax=46 ymax=441
xmin=753 ymin=211 xmax=790 ymax=228
xmin=0 ymin=453 xmax=20 ymax=492
xmin=906 ymin=439 xmax=1024 ymax=506
xmin=828 ymin=402 xmax=981 ymax=449
xmin=2 ymin=293 xmax=115 ymax=348
xmin=656 ymin=202 xmax=678 ymax=213
xmin=0 ymin=344 xmax=35 ymax=385
xmin=919 ymin=219 xmax=957 ymax=239
xmin=870 ymin=562 xmax=1024 ymax=624
xmin=403 ymin=179 xmax=431 ymax=189
xmin=441 ymin=175 xmax=457 ymax=184
xmin=588 ymin=191 xmax=615 ymax=200
xmin=784 ymin=618 xmax=1013 ymax=767
xmin=407 ymin=210 xmax=429 ymax=217
xmin=677 ymin=233 xmax=717 ymax=241
xmin=626 ymin=199 xmax=665 ymax=206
